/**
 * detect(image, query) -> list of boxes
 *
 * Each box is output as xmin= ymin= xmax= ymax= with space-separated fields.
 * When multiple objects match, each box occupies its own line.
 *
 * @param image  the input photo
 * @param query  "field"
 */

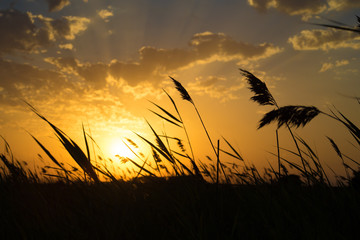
xmin=1 ymin=68 xmax=360 ymax=239
xmin=1 ymin=177 xmax=360 ymax=239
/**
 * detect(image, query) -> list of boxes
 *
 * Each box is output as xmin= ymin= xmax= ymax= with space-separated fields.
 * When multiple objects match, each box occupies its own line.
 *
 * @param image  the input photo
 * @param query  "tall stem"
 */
xmin=216 ymin=139 xmax=220 ymax=185
xmin=177 ymin=112 xmax=195 ymax=167
xmin=272 ymin=101 xmax=310 ymax=184
xmin=286 ymin=124 xmax=310 ymax=184
xmin=193 ymin=105 xmax=228 ymax=182
xmin=276 ymin=129 xmax=281 ymax=178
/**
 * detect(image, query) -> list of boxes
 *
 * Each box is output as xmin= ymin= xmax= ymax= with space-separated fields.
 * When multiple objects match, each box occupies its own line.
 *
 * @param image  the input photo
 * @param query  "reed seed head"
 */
xmin=170 ymin=76 xmax=194 ymax=104
xmin=258 ymin=105 xmax=320 ymax=129
xmin=240 ymin=69 xmax=276 ymax=106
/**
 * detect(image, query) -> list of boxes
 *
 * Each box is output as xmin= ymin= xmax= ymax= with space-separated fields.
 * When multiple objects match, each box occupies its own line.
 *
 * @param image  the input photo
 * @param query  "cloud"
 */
xmin=319 ymin=59 xmax=349 ymax=72
xmin=46 ymin=0 xmax=70 ymax=12
xmin=106 ymin=32 xmax=281 ymax=86
xmin=319 ymin=62 xmax=333 ymax=72
xmin=44 ymin=56 xmax=78 ymax=74
xmin=288 ymin=29 xmax=360 ymax=50
xmin=189 ymin=32 xmax=281 ymax=62
xmin=47 ymin=32 xmax=280 ymax=88
xmin=327 ymin=0 xmax=360 ymax=11
xmin=77 ymin=63 xmax=109 ymax=89
xmin=247 ymin=0 xmax=360 ymax=19
xmin=0 ymin=9 xmax=51 ymax=55
xmin=45 ymin=57 xmax=108 ymax=89
xmin=0 ymin=58 xmax=142 ymax=135
xmin=187 ymin=76 xmax=245 ymax=102
xmin=97 ymin=8 xmax=114 ymax=22
xmin=58 ymin=43 xmax=73 ymax=50
xmin=247 ymin=0 xmax=327 ymax=19
xmin=0 ymin=58 xmax=72 ymax=105
xmin=46 ymin=15 xmax=90 ymax=40
xmin=0 ymin=8 xmax=90 ymax=55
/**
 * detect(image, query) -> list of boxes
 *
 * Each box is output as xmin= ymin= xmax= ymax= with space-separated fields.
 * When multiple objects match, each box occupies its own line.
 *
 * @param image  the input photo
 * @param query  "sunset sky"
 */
xmin=0 ymin=0 xmax=359 ymax=177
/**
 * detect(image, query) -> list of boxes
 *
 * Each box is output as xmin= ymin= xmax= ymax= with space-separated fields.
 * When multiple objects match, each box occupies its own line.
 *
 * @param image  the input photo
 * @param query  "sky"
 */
xmin=0 ymin=0 xmax=359 ymax=178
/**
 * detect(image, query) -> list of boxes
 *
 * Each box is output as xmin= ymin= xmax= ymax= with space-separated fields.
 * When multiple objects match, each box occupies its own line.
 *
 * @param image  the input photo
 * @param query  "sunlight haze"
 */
xmin=0 ymin=0 xmax=359 ymax=179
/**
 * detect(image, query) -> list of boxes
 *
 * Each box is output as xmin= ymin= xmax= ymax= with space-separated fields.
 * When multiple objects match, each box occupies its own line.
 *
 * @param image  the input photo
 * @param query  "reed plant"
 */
xmin=240 ymin=69 xmax=360 ymax=185
xmin=0 ymin=69 xmax=356 ymax=187
xmin=0 ymin=70 xmax=360 ymax=239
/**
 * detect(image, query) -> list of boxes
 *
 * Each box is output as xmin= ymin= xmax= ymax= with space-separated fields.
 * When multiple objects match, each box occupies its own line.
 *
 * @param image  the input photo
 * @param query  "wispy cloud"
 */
xmin=46 ymin=0 xmax=70 ymax=12
xmin=319 ymin=59 xmax=349 ymax=72
xmin=187 ymin=76 xmax=245 ymax=102
xmin=47 ymin=31 xmax=281 ymax=88
xmin=48 ymin=16 xmax=90 ymax=40
xmin=58 ymin=43 xmax=74 ymax=50
xmin=97 ymin=7 xmax=114 ymax=22
xmin=0 ymin=9 xmax=90 ymax=55
xmin=0 ymin=59 xmax=71 ymax=105
xmin=247 ymin=0 xmax=360 ymax=20
xmin=288 ymin=29 xmax=360 ymax=51
xmin=327 ymin=0 xmax=360 ymax=11
xmin=247 ymin=0 xmax=327 ymax=20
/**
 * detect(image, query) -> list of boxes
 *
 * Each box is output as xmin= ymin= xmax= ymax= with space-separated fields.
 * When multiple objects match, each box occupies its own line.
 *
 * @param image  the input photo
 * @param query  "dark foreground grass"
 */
xmin=1 ymin=60 xmax=360 ymax=239
xmin=1 ymin=178 xmax=360 ymax=239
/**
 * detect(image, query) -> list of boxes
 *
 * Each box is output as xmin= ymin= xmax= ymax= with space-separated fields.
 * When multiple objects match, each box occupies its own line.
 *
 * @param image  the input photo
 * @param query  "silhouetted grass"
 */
xmin=1 ymin=69 xmax=360 ymax=239
xmin=1 ymin=173 xmax=360 ymax=239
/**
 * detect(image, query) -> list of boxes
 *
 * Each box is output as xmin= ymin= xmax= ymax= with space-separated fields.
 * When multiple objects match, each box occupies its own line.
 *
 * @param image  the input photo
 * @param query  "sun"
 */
xmin=107 ymin=138 xmax=136 ymax=159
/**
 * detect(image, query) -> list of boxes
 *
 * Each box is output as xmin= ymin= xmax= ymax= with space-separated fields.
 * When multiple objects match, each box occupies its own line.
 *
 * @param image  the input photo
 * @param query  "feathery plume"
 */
xmin=169 ymin=76 xmax=193 ymax=104
xmin=327 ymin=137 xmax=343 ymax=159
xmin=239 ymin=69 xmax=277 ymax=106
xmin=258 ymin=106 xmax=320 ymax=129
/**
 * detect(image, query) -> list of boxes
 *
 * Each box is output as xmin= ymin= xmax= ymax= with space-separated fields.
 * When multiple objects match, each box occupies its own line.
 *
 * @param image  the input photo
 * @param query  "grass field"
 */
xmin=1 ymin=69 xmax=360 ymax=239
xmin=1 ymin=177 xmax=360 ymax=239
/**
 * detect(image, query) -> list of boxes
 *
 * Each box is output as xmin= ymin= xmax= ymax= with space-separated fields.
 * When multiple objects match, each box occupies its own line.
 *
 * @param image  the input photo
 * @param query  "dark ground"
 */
xmin=1 ymin=178 xmax=360 ymax=239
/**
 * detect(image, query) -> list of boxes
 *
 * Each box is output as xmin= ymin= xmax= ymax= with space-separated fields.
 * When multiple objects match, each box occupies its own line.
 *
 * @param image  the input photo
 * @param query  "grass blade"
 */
xmin=222 ymin=136 xmax=243 ymax=161
xmin=25 ymin=102 xmax=99 ymax=182
xmin=148 ymin=100 xmax=182 ymax=123
xmin=148 ymin=109 xmax=182 ymax=127
xmin=29 ymin=133 xmax=67 ymax=172
xmin=82 ymin=123 xmax=91 ymax=164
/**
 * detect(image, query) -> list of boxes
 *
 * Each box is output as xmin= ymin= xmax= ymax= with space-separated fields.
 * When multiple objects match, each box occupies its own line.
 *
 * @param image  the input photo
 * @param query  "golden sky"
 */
xmin=0 ymin=0 xmax=359 ymax=178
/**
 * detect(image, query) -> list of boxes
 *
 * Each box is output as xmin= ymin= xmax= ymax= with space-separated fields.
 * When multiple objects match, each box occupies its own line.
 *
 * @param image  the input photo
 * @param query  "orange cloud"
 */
xmin=247 ymin=0 xmax=327 ymax=19
xmin=0 ymin=8 xmax=89 ymax=55
xmin=247 ymin=0 xmax=360 ymax=20
xmin=187 ymin=76 xmax=245 ymax=102
xmin=327 ymin=0 xmax=360 ymax=11
xmin=49 ymin=32 xmax=280 ymax=87
xmin=46 ymin=0 xmax=70 ymax=12
xmin=97 ymin=8 xmax=114 ymax=22
xmin=288 ymin=29 xmax=360 ymax=50
xmin=0 ymin=59 xmax=70 ymax=104
xmin=0 ymin=29 xmax=281 ymax=107
xmin=319 ymin=59 xmax=349 ymax=72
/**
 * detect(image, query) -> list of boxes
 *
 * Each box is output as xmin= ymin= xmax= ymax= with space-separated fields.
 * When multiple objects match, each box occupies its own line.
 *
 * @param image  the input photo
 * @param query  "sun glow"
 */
xmin=107 ymin=138 xmax=136 ymax=159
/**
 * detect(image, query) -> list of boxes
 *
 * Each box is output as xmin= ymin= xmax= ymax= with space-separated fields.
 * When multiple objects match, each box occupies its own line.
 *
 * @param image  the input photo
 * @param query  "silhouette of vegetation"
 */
xmin=1 ymin=15 xmax=360 ymax=239
xmin=1 ymin=72 xmax=360 ymax=238
xmin=312 ymin=15 xmax=360 ymax=34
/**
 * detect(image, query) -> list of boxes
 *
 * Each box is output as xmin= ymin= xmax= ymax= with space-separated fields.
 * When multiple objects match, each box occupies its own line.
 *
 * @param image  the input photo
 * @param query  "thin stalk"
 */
xmin=286 ymin=124 xmax=310 ymax=184
xmin=177 ymin=107 xmax=195 ymax=164
xmin=86 ymin=121 xmax=98 ymax=169
xmin=163 ymin=90 xmax=199 ymax=176
xmin=193 ymin=106 xmax=228 ymax=181
xmin=216 ymin=139 xmax=220 ymax=185
xmin=276 ymin=129 xmax=281 ymax=179
xmin=271 ymin=100 xmax=310 ymax=183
